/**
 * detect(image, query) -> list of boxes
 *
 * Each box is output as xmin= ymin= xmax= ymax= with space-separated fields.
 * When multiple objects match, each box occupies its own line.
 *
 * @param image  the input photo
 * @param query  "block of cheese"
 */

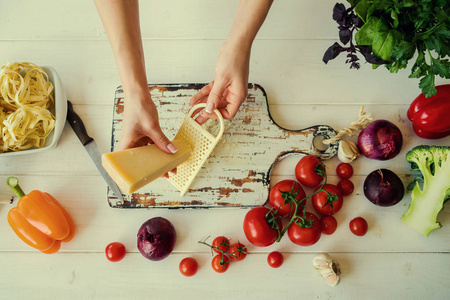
xmin=102 ymin=139 xmax=191 ymax=194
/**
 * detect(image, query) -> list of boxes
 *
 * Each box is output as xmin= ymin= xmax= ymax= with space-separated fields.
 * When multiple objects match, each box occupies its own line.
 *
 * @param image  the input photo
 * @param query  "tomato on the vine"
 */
xmin=269 ymin=180 xmax=306 ymax=217
xmin=320 ymin=215 xmax=337 ymax=235
xmin=105 ymin=242 xmax=126 ymax=262
xmin=337 ymin=179 xmax=354 ymax=196
xmin=228 ymin=242 xmax=247 ymax=261
xmin=243 ymin=206 xmax=281 ymax=247
xmin=295 ymin=155 xmax=325 ymax=188
xmin=287 ymin=212 xmax=321 ymax=246
xmin=267 ymin=251 xmax=284 ymax=268
xmin=312 ymin=184 xmax=343 ymax=215
xmin=349 ymin=217 xmax=368 ymax=236
xmin=179 ymin=257 xmax=198 ymax=277
xmin=211 ymin=254 xmax=230 ymax=273
xmin=336 ymin=163 xmax=354 ymax=179
xmin=211 ymin=236 xmax=230 ymax=254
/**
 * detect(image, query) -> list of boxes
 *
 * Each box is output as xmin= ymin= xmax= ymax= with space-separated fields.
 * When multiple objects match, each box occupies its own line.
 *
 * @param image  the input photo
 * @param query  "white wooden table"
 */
xmin=0 ymin=1 xmax=449 ymax=299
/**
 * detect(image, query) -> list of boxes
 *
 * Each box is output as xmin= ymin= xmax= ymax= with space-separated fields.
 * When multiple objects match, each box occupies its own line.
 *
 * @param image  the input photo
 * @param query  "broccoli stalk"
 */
xmin=401 ymin=146 xmax=450 ymax=237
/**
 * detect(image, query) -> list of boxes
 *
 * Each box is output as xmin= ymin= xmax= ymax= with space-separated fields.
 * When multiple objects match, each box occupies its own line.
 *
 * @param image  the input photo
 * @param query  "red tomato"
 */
xmin=295 ymin=155 xmax=325 ymax=188
xmin=349 ymin=217 xmax=368 ymax=236
xmin=211 ymin=254 xmax=230 ymax=273
xmin=320 ymin=215 xmax=337 ymax=235
xmin=337 ymin=179 xmax=354 ymax=196
xmin=312 ymin=184 xmax=344 ymax=215
xmin=179 ymin=257 xmax=198 ymax=277
xmin=287 ymin=212 xmax=321 ymax=246
xmin=212 ymin=236 xmax=230 ymax=254
xmin=228 ymin=242 xmax=247 ymax=261
xmin=105 ymin=242 xmax=126 ymax=262
xmin=267 ymin=251 xmax=284 ymax=268
xmin=336 ymin=163 xmax=353 ymax=179
xmin=269 ymin=180 xmax=306 ymax=217
xmin=243 ymin=206 xmax=281 ymax=247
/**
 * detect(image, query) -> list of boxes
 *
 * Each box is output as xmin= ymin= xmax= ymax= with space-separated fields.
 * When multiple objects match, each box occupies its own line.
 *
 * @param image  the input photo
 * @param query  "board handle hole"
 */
xmin=313 ymin=135 xmax=330 ymax=152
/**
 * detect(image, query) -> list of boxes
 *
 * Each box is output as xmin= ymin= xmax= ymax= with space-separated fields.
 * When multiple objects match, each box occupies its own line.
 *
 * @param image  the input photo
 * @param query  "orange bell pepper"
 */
xmin=7 ymin=177 xmax=75 ymax=254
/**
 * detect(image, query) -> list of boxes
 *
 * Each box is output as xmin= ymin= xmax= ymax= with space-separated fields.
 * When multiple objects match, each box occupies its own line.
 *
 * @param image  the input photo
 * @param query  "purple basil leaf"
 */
xmin=333 ymin=3 xmax=347 ymax=25
xmin=356 ymin=45 xmax=391 ymax=65
xmin=323 ymin=42 xmax=345 ymax=64
xmin=350 ymin=12 xmax=364 ymax=28
xmin=339 ymin=27 xmax=352 ymax=45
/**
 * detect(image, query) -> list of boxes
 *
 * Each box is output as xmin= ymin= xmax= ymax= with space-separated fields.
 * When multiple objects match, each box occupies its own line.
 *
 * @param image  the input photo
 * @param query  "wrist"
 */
xmin=226 ymin=33 xmax=253 ymax=53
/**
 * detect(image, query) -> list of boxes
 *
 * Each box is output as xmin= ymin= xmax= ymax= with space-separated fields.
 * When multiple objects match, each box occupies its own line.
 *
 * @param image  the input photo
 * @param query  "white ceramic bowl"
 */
xmin=0 ymin=66 xmax=67 ymax=156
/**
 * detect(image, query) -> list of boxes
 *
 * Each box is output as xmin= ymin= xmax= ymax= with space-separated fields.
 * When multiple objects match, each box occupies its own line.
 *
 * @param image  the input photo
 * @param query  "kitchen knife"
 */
xmin=66 ymin=101 xmax=124 ymax=204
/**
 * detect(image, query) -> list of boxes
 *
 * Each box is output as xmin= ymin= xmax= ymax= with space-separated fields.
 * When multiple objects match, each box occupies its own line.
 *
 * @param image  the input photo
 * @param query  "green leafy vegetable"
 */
xmin=324 ymin=0 xmax=450 ymax=97
xmin=401 ymin=146 xmax=450 ymax=237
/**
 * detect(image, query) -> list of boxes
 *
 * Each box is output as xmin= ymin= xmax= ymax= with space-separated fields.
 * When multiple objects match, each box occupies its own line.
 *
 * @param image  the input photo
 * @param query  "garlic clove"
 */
xmin=312 ymin=253 xmax=341 ymax=287
xmin=338 ymin=140 xmax=360 ymax=163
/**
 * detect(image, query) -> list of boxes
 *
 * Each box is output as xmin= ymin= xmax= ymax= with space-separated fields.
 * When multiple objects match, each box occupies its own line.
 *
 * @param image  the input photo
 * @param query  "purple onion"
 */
xmin=137 ymin=217 xmax=176 ymax=261
xmin=364 ymin=169 xmax=404 ymax=207
xmin=358 ymin=120 xmax=403 ymax=160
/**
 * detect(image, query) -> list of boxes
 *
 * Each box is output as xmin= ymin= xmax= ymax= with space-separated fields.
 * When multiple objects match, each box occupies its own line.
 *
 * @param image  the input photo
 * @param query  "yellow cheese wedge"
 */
xmin=102 ymin=140 xmax=191 ymax=194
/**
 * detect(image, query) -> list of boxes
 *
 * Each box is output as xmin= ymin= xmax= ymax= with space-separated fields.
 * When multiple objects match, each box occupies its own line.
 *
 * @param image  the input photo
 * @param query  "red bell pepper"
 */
xmin=407 ymin=84 xmax=450 ymax=139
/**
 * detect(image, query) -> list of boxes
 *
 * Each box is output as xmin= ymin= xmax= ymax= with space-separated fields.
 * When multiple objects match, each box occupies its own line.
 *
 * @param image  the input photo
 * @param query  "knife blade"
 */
xmin=66 ymin=101 xmax=124 ymax=204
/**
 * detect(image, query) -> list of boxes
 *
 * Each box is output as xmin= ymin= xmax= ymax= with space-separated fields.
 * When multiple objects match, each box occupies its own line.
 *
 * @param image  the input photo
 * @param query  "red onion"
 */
xmin=364 ymin=169 xmax=404 ymax=207
xmin=137 ymin=217 xmax=176 ymax=261
xmin=358 ymin=120 xmax=403 ymax=160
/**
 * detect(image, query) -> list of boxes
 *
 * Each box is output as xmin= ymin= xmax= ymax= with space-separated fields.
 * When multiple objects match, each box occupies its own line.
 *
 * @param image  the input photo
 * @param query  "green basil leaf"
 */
xmin=354 ymin=0 xmax=370 ymax=22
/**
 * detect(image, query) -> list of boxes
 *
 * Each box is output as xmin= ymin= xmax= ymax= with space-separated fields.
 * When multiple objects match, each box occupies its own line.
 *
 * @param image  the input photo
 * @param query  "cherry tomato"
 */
xmin=243 ymin=206 xmax=281 ymax=247
xmin=349 ymin=217 xmax=368 ymax=236
xmin=212 ymin=236 xmax=230 ymax=254
xmin=295 ymin=155 xmax=325 ymax=188
xmin=179 ymin=257 xmax=198 ymax=277
xmin=228 ymin=242 xmax=247 ymax=261
xmin=287 ymin=212 xmax=321 ymax=246
xmin=211 ymin=254 xmax=230 ymax=273
xmin=269 ymin=180 xmax=306 ymax=217
xmin=105 ymin=242 xmax=126 ymax=262
xmin=336 ymin=163 xmax=353 ymax=179
xmin=312 ymin=184 xmax=344 ymax=215
xmin=267 ymin=251 xmax=284 ymax=268
xmin=320 ymin=215 xmax=337 ymax=235
xmin=337 ymin=179 xmax=354 ymax=196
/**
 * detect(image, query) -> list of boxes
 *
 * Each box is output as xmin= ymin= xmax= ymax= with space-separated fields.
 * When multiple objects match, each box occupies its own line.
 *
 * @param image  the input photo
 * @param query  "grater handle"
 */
xmin=188 ymin=103 xmax=225 ymax=140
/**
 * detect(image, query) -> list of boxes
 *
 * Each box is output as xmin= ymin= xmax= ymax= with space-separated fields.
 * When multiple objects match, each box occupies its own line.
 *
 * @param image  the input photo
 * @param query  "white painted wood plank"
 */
xmin=0 ymin=252 xmax=448 ymax=300
xmin=0 ymin=40 xmax=447 ymax=107
xmin=0 ymin=102 xmax=447 ymax=176
xmin=0 ymin=173 xmax=448 ymax=253
xmin=0 ymin=0 xmax=338 ymax=40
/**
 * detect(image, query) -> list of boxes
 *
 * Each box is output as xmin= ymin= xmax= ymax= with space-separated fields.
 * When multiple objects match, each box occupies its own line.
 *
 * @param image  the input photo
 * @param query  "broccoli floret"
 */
xmin=401 ymin=145 xmax=450 ymax=236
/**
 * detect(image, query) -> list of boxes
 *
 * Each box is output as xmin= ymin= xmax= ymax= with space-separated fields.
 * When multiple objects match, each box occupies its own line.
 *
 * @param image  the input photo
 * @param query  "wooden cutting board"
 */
xmin=107 ymin=84 xmax=338 ymax=208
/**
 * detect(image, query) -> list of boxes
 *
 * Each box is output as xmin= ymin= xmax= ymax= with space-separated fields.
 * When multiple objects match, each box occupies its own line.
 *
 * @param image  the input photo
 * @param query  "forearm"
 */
xmin=226 ymin=0 xmax=273 ymax=50
xmin=94 ymin=0 xmax=148 ymax=95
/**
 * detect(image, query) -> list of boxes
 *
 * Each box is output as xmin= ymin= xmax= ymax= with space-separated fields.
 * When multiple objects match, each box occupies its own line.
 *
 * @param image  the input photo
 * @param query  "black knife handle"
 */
xmin=67 ymin=100 xmax=93 ymax=146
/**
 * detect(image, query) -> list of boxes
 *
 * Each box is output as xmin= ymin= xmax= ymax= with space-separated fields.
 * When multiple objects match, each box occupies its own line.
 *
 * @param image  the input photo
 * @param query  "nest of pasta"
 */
xmin=0 ymin=62 xmax=55 ymax=152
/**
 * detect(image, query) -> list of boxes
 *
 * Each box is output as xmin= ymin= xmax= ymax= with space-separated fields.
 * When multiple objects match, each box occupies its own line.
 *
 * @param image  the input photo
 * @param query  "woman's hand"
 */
xmin=189 ymin=40 xmax=250 ymax=124
xmin=189 ymin=0 xmax=273 ymax=124
xmin=117 ymin=90 xmax=176 ymax=154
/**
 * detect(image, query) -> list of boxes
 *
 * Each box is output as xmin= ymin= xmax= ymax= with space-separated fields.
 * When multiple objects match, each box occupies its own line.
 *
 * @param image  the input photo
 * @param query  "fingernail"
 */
xmin=205 ymin=102 xmax=214 ymax=113
xmin=167 ymin=143 xmax=178 ymax=153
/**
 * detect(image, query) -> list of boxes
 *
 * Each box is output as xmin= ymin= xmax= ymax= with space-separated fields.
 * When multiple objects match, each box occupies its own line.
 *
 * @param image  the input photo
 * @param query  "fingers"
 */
xmin=205 ymin=80 xmax=228 ymax=114
xmin=149 ymin=128 xmax=178 ymax=154
xmin=189 ymin=82 xmax=213 ymax=106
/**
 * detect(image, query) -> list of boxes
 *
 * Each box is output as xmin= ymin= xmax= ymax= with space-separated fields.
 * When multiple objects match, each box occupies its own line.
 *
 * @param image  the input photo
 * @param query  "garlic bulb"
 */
xmin=312 ymin=253 xmax=341 ymax=287
xmin=338 ymin=140 xmax=360 ymax=163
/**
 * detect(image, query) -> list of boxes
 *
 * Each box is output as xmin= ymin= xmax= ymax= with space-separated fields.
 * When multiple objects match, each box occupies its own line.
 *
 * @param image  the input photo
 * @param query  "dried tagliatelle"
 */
xmin=0 ymin=62 xmax=55 ymax=152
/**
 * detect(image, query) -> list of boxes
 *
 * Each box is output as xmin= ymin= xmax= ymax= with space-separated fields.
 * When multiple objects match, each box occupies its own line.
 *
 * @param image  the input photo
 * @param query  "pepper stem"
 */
xmin=7 ymin=177 xmax=25 ymax=198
